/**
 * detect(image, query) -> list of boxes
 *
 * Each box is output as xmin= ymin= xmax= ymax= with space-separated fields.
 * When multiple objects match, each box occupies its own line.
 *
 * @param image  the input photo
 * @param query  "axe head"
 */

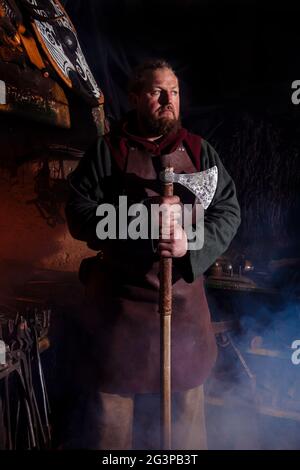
xmin=160 ymin=166 xmax=218 ymax=209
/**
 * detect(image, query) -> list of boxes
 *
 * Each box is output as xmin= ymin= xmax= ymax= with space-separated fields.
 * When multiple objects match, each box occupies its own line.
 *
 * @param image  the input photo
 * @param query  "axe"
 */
xmin=158 ymin=165 xmax=218 ymax=450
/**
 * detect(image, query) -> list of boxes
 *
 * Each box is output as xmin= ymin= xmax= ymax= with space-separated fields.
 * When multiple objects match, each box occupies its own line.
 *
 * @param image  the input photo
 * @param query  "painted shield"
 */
xmin=23 ymin=0 xmax=104 ymax=106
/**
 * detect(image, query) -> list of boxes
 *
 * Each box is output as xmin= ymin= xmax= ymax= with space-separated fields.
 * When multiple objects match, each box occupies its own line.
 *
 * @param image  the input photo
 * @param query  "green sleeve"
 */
xmin=175 ymin=139 xmax=241 ymax=282
xmin=65 ymin=137 xmax=113 ymax=250
xmin=65 ymin=137 xmax=156 ymax=256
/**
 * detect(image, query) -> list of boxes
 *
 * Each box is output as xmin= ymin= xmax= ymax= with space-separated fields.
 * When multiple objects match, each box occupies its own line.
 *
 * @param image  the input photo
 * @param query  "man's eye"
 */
xmin=151 ymin=90 xmax=160 ymax=96
xmin=172 ymin=90 xmax=179 ymax=96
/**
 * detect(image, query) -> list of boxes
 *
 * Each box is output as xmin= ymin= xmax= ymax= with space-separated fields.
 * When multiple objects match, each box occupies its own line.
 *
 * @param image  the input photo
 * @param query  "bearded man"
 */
xmin=65 ymin=59 xmax=241 ymax=450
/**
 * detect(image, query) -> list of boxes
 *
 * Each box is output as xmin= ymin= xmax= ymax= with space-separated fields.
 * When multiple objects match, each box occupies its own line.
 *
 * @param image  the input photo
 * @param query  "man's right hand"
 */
xmin=150 ymin=195 xmax=187 ymax=258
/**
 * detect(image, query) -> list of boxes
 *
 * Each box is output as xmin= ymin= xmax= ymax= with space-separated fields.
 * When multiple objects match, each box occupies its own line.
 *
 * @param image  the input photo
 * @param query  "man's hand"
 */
xmin=158 ymin=195 xmax=188 ymax=258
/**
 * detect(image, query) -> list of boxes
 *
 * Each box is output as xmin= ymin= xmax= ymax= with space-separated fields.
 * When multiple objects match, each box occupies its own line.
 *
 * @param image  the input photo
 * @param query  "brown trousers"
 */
xmin=95 ymin=385 xmax=207 ymax=450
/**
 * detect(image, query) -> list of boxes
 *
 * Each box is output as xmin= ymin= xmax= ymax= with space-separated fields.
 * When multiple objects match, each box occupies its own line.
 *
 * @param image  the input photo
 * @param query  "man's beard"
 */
xmin=139 ymin=110 xmax=181 ymax=137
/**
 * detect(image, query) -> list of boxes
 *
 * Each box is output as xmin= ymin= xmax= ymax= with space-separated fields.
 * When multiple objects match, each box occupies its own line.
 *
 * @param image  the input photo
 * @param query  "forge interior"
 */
xmin=1 ymin=0 xmax=300 ymax=450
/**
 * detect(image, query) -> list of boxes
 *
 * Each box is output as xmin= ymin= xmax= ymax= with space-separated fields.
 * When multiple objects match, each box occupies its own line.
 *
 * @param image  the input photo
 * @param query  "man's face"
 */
xmin=132 ymin=67 xmax=180 ymax=137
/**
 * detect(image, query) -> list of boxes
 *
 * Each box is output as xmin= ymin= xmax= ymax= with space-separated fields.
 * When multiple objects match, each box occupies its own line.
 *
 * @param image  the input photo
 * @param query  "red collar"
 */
xmin=121 ymin=121 xmax=188 ymax=156
xmin=104 ymin=117 xmax=202 ymax=171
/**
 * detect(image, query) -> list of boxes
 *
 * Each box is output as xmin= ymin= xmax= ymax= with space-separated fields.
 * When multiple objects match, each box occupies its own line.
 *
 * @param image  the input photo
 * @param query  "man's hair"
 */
xmin=128 ymin=58 xmax=176 ymax=95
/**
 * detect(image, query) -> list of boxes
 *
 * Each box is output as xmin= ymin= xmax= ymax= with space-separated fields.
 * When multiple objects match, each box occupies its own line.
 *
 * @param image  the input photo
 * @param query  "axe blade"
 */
xmin=160 ymin=166 xmax=218 ymax=209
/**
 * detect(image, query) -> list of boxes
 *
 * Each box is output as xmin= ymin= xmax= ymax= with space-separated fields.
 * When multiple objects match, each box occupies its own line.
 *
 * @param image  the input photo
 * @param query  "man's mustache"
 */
xmin=158 ymin=105 xmax=175 ymax=115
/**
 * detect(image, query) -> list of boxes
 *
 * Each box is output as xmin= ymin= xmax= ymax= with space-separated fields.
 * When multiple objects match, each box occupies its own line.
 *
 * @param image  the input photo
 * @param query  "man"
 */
xmin=65 ymin=59 xmax=241 ymax=450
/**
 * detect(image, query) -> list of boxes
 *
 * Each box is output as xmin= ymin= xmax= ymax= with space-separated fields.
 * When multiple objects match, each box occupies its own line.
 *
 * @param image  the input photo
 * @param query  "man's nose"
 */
xmin=159 ymin=91 xmax=172 ymax=105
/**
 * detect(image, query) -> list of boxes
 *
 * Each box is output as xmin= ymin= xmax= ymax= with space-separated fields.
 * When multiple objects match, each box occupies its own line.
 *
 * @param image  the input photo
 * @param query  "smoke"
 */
xmin=205 ymin=299 xmax=300 ymax=449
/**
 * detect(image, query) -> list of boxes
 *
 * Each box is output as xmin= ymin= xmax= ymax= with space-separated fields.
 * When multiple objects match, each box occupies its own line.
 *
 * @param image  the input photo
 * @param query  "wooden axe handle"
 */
xmin=159 ymin=169 xmax=173 ymax=450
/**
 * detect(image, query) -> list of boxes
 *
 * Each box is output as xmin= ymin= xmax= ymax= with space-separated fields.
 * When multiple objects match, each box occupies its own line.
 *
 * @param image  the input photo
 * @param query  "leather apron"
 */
xmin=84 ymin=144 xmax=217 ymax=393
